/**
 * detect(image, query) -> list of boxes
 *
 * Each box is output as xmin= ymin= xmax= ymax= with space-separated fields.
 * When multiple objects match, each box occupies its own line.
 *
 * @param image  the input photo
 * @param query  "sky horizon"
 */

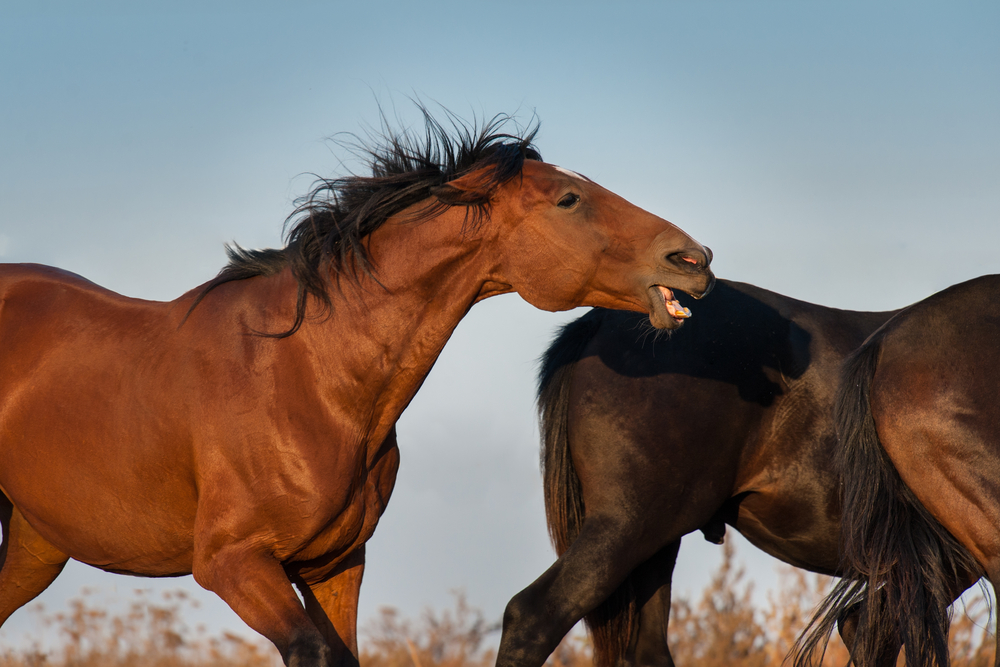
xmin=2 ymin=0 xmax=999 ymax=654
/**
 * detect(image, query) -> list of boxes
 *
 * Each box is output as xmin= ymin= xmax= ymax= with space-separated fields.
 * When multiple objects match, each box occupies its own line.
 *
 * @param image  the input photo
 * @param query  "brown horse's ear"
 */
xmin=430 ymin=168 xmax=494 ymax=206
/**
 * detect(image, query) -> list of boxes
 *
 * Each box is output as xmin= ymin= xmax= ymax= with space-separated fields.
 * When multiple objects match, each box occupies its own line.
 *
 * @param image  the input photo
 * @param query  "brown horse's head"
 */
xmin=436 ymin=159 xmax=714 ymax=329
xmin=200 ymin=110 xmax=713 ymax=333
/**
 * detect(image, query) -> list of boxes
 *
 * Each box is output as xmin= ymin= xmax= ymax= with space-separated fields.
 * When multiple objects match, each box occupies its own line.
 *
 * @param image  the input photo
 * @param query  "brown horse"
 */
xmin=796 ymin=275 xmax=999 ymax=667
xmin=0 ymin=111 xmax=714 ymax=667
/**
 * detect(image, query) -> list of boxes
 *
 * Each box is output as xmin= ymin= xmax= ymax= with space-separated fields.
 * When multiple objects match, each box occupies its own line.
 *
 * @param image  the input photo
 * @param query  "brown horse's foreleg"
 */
xmin=0 ymin=500 xmax=69 ymax=627
xmin=293 ymin=547 xmax=365 ymax=667
xmin=193 ymin=544 xmax=330 ymax=667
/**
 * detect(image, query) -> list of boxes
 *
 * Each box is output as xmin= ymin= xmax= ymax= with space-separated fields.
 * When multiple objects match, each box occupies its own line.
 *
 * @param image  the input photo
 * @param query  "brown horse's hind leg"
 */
xmin=193 ymin=545 xmax=330 ymax=667
xmin=0 ymin=498 xmax=69 ymax=627
xmin=293 ymin=546 xmax=365 ymax=667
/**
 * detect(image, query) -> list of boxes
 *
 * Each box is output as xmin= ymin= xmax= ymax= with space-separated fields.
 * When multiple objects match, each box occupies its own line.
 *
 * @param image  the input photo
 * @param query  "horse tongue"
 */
xmin=667 ymin=300 xmax=692 ymax=319
xmin=658 ymin=286 xmax=692 ymax=320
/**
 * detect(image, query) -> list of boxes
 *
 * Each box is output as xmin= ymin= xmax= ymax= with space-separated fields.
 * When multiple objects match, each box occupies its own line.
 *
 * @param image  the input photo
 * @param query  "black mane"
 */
xmin=193 ymin=107 xmax=541 ymax=337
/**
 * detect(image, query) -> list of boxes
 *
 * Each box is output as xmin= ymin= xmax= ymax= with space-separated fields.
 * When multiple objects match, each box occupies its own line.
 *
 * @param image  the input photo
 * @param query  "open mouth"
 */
xmin=646 ymin=284 xmax=693 ymax=330
xmin=656 ymin=285 xmax=692 ymax=321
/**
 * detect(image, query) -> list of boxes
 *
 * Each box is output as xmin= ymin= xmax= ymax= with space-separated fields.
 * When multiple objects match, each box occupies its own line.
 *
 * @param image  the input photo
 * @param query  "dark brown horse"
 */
xmin=493 ymin=280 xmax=902 ymax=667
xmin=0 ymin=111 xmax=714 ymax=667
xmin=796 ymin=275 xmax=999 ymax=667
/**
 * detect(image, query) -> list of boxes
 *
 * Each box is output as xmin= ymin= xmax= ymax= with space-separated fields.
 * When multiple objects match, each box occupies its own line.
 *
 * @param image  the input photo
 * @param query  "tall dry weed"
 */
xmin=760 ymin=566 xmax=851 ymax=666
xmin=668 ymin=541 xmax=767 ymax=667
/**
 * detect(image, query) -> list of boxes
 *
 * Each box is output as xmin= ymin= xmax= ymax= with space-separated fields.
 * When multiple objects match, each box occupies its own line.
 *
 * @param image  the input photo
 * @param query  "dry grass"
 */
xmin=666 ymin=541 xmax=854 ymax=667
xmin=360 ymin=592 xmax=499 ymax=667
xmin=949 ymin=592 xmax=996 ymax=667
xmin=0 ymin=588 xmax=278 ymax=667
xmin=0 ymin=545 xmax=993 ymax=667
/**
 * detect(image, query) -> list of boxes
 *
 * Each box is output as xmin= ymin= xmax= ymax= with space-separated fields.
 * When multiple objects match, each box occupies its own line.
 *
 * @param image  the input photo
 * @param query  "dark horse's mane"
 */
xmin=191 ymin=107 xmax=541 ymax=337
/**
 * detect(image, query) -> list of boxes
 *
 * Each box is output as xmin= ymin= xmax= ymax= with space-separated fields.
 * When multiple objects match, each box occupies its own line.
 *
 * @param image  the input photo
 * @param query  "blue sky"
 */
xmin=2 ymin=0 xmax=999 ymax=652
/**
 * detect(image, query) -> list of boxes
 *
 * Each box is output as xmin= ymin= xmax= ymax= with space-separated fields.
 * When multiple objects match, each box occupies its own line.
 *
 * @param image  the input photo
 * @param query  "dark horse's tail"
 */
xmin=794 ymin=335 xmax=981 ymax=667
xmin=538 ymin=310 xmax=637 ymax=667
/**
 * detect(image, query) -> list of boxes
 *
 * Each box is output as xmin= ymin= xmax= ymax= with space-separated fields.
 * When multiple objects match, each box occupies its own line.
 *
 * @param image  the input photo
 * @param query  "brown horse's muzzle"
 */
xmin=666 ymin=245 xmax=715 ymax=298
xmin=644 ymin=244 xmax=715 ymax=329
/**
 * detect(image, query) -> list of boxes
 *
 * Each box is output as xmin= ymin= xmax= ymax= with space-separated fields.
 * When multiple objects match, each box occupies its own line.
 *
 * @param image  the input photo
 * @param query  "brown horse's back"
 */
xmin=0 ymin=264 xmax=198 ymax=574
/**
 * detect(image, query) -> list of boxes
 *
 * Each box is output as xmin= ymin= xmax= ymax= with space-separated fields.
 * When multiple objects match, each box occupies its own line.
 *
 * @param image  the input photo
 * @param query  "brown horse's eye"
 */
xmin=558 ymin=193 xmax=581 ymax=209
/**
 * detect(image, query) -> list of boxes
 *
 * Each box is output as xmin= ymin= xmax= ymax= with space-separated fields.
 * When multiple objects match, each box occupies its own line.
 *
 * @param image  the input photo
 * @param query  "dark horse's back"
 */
xmin=796 ymin=275 xmax=998 ymax=667
xmin=536 ymin=279 xmax=893 ymax=667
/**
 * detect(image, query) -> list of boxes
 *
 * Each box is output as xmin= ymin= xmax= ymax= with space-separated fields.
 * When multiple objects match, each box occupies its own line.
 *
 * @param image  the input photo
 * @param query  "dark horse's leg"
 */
xmin=628 ymin=542 xmax=681 ymax=667
xmin=497 ymin=515 xmax=680 ymax=667
xmin=0 ymin=496 xmax=69 ymax=626
xmin=835 ymin=603 xmax=902 ymax=667
xmin=497 ymin=515 xmax=673 ymax=667
xmin=628 ymin=546 xmax=907 ymax=667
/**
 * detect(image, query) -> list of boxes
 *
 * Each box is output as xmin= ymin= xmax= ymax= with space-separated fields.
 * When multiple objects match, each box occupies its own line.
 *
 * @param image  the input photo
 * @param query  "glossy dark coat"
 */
xmin=798 ymin=275 xmax=998 ymax=667
xmin=496 ymin=280 xmax=895 ymax=667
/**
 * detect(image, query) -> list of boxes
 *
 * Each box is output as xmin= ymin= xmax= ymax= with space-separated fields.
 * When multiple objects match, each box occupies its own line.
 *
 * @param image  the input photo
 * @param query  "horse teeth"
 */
xmin=667 ymin=300 xmax=692 ymax=319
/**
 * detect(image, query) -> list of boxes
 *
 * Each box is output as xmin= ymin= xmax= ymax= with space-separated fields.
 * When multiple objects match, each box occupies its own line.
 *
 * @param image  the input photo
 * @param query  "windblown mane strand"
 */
xmin=190 ymin=107 xmax=541 ymax=337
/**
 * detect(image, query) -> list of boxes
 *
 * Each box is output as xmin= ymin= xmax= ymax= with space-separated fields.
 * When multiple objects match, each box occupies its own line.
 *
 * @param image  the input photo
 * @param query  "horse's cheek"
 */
xmin=497 ymin=223 xmax=592 ymax=309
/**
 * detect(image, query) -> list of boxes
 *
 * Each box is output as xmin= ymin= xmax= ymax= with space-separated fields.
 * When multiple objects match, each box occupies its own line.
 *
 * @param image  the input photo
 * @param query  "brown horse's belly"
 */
xmin=6 ymin=496 xmax=197 ymax=576
xmin=6 ymin=473 xmax=198 ymax=576
xmin=0 ymin=421 xmax=199 ymax=576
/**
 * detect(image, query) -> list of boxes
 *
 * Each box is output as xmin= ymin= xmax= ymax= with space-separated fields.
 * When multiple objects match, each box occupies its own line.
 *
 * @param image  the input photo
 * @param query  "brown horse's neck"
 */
xmin=336 ymin=209 xmax=501 ymax=399
xmin=214 ymin=203 xmax=508 ymax=449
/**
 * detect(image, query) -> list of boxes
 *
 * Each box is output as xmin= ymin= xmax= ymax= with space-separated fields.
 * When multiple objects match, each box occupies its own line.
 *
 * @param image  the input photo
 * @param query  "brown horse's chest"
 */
xmin=260 ymin=429 xmax=401 ymax=578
